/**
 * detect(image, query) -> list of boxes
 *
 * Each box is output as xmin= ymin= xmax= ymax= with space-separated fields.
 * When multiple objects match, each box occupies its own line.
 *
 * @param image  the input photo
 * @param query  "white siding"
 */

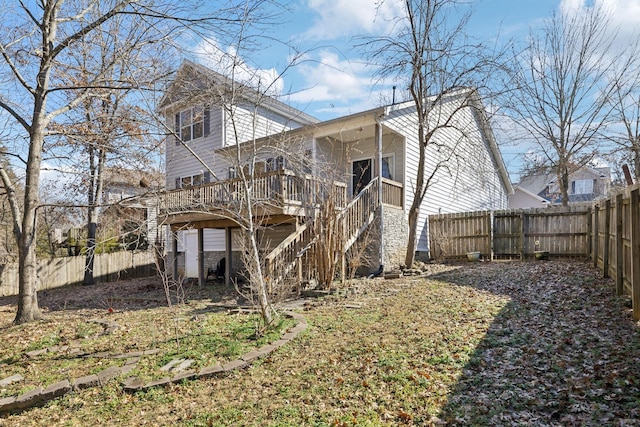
xmin=224 ymin=103 xmax=299 ymax=147
xmin=165 ymin=105 xmax=225 ymax=189
xmin=384 ymin=99 xmax=508 ymax=252
xmin=166 ymin=103 xmax=312 ymax=187
xmin=169 ymin=228 xmax=237 ymax=252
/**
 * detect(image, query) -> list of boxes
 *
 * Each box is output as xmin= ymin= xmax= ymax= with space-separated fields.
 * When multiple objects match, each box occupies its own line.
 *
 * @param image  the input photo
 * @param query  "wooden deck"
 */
xmin=159 ymin=170 xmax=403 ymax=229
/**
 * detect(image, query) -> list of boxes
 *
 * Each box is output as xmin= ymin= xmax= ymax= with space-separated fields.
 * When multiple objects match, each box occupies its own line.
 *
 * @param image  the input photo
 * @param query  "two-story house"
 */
xmin=159 ymin=60 xmax=512 ymax=286
xmin=511 ymin=165 xmax=611 ymax=208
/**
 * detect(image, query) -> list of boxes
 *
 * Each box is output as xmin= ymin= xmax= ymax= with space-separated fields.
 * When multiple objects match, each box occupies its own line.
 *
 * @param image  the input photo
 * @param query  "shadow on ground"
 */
xmin=0 ymin=276 xmax=246 ymax=325
xmin=429 ymin=261 xmax=640 ymax=425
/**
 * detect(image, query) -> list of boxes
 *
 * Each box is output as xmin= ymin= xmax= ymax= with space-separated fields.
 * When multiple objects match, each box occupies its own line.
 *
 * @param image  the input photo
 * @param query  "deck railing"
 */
xmin=264 ymin=178 xmax=382 ymax=293
xmin=381 ymin=177 xmax=403 ymax=208
xmin=161 ymin=170 xmax=347 ymax=214
xmin=338 ymin=178 xmax=379 ymax=250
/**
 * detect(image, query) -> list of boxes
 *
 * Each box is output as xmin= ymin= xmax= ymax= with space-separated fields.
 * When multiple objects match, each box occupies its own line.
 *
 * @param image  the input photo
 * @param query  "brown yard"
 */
xmin=1 ymin=260 xmax=639 ymax=426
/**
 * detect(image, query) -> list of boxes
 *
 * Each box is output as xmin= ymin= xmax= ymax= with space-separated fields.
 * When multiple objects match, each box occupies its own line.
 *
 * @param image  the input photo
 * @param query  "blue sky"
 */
xmin=190 ymin=0 xmax=565 ymax=121
xmin=186 ymin=0 xmax=640 ymax=181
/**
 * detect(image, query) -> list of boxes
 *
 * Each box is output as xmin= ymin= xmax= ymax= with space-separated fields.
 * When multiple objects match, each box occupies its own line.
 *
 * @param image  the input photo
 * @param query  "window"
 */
xmin=382 ymin=154 xmax=395 ymax=180
xmin=572 ymin=179 xmax=594 ymax=195
xmin=266 ymin=156 xmax=286 ymax=172
xmin=176 ymin=172 xmax=210 ymax=189
xmin=174 ymin=106 xmax=209 ymax=143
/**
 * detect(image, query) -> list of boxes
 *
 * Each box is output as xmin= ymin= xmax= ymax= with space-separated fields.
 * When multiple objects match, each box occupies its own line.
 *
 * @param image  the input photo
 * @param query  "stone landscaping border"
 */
xmin=0 ymin=311 xmax=307 ymax=414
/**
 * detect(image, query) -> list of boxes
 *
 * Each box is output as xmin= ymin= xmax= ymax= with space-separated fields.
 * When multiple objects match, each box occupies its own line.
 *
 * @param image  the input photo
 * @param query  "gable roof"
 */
xmin=380 ymin=88 xmax=513 ymax=195
xmin=216 ymin=87 xmax=513 ymax=195
xmin=159 ymin=60 xmax=318 ymax=127
xmin=518 ymin=164 xmax=611 ymax=194
xmin=512 ymin=185 xmax=550 ymax=203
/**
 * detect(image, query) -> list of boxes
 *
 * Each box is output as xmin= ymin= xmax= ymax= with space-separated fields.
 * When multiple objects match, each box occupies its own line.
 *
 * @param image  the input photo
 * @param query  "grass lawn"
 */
xmin=1 ymin=260 xmax=639 ymax=426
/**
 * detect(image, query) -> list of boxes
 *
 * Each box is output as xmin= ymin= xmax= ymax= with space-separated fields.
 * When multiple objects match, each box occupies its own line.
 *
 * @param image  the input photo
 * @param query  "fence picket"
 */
xmin=428 ymin=183 xmax=640 ymax=319
xmin=0 ymin=250 xmax=156 ymax=296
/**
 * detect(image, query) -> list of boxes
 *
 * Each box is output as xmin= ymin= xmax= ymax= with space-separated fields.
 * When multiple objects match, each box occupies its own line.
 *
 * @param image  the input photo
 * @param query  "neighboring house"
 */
xmin=101 ymin=167 xmax=164 ymax=250
xmin=513 ymin=165 xmax=611 ymax=208
xmin=102 ymin=168 xmax=163 ymax=205
xmin=509 ymin=186 xmax=550 ymax=209
xmin=159 ymin=60 xmax=512 ymax=283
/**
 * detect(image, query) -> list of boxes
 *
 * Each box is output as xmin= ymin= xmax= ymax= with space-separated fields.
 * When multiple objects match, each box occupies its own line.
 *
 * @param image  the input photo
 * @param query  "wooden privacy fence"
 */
xmin=428 ymin=206 xmax=591 ymax=261
xmin=0 ymin=250 xmax=156 ymax=297
xmin=428 ymin=183 xmax=640 ymax=320
xmin=591 ymin=184 xmax=640 ymax=320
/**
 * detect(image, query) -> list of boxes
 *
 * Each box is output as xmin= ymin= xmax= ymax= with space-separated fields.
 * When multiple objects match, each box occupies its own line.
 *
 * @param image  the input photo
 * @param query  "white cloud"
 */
xmin=304 ymin=0 xmax=404 ymax=40
xmin=560 ymin=0 xmax=640 ymax=36
xmin=193 ymin=37 xmax=284 ymax=96
xmin=287 ymin=51 xmax=370 ymax=104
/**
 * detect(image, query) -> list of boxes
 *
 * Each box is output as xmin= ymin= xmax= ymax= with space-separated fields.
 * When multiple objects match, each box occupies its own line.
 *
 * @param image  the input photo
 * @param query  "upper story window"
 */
xmin=572 ymin=179 xmax=594 ymax=195
xmin=174 ymin=106 xmax=210 ymax=144
xmin=266 ymin=156 xmax=286 ymax=172
xmin=175 ymin=171 xmax=210 ymax=189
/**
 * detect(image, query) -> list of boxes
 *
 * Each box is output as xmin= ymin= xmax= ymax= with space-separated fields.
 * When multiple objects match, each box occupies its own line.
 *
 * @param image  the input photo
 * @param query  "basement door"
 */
xmin=184 ymin=230 xmax=199 ymax=278
xmin=352 ymin=158 xmax=372 ymax=196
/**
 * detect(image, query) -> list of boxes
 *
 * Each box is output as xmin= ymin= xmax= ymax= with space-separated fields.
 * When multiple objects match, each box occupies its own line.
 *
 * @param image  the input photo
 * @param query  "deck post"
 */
xmin=172 ymin=229 xmax=178 ymax=280
xmin=225 ymin=226 xmax=232 ymax=289
xmin=198 ymin=228 xmax=204 ymax=286
xmin=375 ymin=118 xmax=384 ymax=274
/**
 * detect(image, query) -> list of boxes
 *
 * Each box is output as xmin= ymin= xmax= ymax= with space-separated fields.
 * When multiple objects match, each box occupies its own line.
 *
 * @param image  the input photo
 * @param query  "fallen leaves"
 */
xmin=2 ymin=261 xmax=640 ymax=426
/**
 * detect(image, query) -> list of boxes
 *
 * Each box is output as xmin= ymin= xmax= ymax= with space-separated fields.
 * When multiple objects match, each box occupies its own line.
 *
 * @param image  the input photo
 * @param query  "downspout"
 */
xmin=373 ymin=111 xmax=386 ymax=277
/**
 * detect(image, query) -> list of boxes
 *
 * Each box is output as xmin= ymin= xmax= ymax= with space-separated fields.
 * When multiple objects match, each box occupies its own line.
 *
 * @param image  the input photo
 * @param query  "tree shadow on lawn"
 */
xmin=429 ymin=261 xmax=640 ymax=426
xmin=0 ymin=276 xmax=243 ymax=324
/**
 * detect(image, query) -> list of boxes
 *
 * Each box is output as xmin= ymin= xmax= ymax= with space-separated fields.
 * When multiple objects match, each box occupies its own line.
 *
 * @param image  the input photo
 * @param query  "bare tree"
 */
xmin=359 ymin=0 xmax=502 ymax=266
xmin=607 ymin=67 xmax=640 ymax=183
xmin=0 ymin=0 xmax=248 ymax=324
xmin=49 ymin=13 xmax=165 ymax=285
xmin=506 ymin=5 xmax=628 ymax=205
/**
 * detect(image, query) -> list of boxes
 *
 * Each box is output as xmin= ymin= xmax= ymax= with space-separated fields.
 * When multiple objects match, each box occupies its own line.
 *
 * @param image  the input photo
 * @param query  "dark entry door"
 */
xmin=352 ymin=159 xmax=372 ymax=196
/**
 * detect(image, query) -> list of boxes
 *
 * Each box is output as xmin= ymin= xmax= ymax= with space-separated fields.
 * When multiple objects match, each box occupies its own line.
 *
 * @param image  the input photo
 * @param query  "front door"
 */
xmin=352 ymin=159 xmax=372 ymax=196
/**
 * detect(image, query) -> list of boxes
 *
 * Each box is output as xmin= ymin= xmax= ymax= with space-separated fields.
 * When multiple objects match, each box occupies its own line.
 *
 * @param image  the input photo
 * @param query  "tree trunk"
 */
xmin=14 ymin=235 xmax=43 ymax=324
xmin=404 ymin=205 xmax=420 ymax=267
xmin=633 ymin=145 xmax=640 ymax=181
xmin=405 ymin=120 xmax=427 ymax=267
xmin=14 ymin=126 xmax=45 ymax=324
xmin=559 ymin=167 xmax=570 ymax=207
xmin=248 ymin=226 xmax=273 ymax=325
xmin=83 ymin=216 xmax=98 ymax=285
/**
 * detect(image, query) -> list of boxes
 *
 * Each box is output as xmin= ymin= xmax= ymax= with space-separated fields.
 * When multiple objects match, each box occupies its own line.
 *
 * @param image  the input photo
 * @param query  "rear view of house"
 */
xmin=158 ymin=60 xmax=512 ymax=286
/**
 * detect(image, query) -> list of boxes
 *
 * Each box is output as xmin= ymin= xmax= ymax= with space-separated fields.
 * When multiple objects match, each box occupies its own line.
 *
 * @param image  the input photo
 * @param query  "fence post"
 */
xmin=630 ymin=187 xmax=640 ymax=321
xmin=616 ymin=193 xmax=624 ymax=296
xmin=519 ymin=211 xmax=525 ymax=260
xmin=488 ymin=211 xmax=494 ymax=261
xmin=603 ymin=199 xmax=611 ymax=278
xmin=593 ymin=204 xmax=599 ymax=268
xmin=586 ymin=207 xmax=592 ymax=260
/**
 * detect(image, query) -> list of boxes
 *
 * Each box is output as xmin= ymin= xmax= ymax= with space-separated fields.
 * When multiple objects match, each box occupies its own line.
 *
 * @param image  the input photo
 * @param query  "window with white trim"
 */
xmin=174 ymin=106 xmax=208 ymax=143
xmin=176 ymin=171 xmax=210 ymax=189
xmin=572 ymin=179 xmax=594 ymax=194
xmin=382 ymin=154 xmax=395 ymax=180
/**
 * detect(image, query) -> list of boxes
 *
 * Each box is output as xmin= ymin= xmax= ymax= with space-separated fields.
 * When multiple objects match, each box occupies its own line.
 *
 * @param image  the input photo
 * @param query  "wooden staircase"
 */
xmin=264 ymin=178 xmax=380 ymax=292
